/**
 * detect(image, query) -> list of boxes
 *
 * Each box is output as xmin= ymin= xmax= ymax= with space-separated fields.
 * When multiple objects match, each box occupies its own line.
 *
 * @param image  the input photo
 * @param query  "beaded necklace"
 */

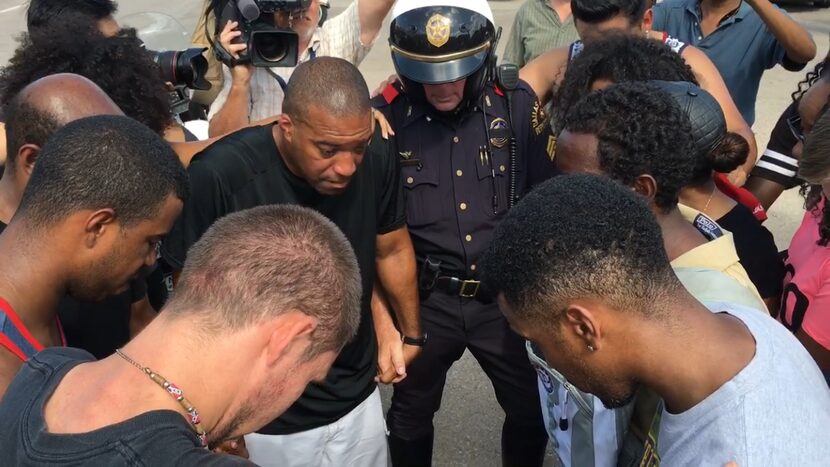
xmin=115 ymin=349 xmax=208 ymax=447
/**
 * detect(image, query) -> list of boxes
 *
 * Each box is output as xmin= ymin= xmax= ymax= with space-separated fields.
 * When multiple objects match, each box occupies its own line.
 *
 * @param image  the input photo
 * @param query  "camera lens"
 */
xmin=149 ymin=49 xmax=210 ymax=90
xmin=253 ymin=32 xmax=289 ymax=63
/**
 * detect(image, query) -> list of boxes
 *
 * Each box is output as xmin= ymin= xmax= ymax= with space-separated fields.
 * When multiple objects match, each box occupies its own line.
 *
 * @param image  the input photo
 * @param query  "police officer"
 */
xmin=373 ymin=1 xmax=556 ymax=465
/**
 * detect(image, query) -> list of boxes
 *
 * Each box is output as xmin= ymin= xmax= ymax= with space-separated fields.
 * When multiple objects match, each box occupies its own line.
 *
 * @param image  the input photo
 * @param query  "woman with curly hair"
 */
xmin=0 ymin=19 xmax=174 ymax=136
xmin=745 ymin=44 xmax=829 ymax=210
xmin=550 ymin=34 xmax=698 ymax=132
xmin=781 ymin=109 xmax=830 ymax=386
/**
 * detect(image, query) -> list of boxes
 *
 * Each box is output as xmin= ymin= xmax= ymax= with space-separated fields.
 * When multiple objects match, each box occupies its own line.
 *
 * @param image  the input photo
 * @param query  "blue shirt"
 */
xmin=653 ymin=0 xmax=805 ymax=125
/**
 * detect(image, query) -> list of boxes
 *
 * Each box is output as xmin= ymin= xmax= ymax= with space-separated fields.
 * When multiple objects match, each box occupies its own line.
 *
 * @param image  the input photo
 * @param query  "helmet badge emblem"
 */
xmin=426 ymin=14 xmax=452 ymax=48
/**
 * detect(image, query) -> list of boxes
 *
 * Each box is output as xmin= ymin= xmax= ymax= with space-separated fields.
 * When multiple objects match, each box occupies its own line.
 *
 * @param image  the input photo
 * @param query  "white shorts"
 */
xmin=246 ymin=387 xmax=388 ymax=467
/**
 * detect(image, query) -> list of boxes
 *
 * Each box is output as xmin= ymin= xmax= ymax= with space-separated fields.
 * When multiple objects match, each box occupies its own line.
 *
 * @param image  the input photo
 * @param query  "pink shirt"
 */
xmin=781 ymin=203 xmax=830 ymax=350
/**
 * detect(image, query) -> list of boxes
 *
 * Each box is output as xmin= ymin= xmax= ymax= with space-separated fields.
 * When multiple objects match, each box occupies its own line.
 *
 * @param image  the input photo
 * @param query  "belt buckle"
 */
xmin=459 ymin=280 xmax=480 ymax=298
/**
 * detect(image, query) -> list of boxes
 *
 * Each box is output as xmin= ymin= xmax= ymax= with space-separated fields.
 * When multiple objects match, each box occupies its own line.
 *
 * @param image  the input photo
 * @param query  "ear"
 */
xmin=16 ymin=144 xmax=40 ymax=177
xmin=642 ymin=8 xmax=654 ymax=32
xmin=563 ymin=304 xmax=602 ymax=351
xmin=277 ymin=114 xmax=295 ymax=143
xmin=83 ymin=208 xmax=117 ymax=248
xmin=264 ymin=312 xmax=318 ymax=367
xmin=632 ymin=174 xmax=657 ymax=205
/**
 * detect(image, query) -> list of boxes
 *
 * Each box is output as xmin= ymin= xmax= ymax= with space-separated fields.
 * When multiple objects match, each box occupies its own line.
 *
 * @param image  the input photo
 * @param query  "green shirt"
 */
xmin=502 ymin=0 xmax=579 ymax=68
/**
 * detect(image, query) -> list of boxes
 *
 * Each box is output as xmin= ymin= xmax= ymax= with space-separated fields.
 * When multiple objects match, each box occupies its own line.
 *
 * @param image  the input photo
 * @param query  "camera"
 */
xmin=149 ymin=48 xmax=212 ymax=91
xmin=216 ymin=0 xmax=312 ymax=67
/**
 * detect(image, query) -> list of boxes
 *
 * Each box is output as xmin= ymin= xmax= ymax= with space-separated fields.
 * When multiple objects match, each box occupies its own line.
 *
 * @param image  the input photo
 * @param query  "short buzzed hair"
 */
xmin=480 ymin=174 xmax=681 ymax=327
xmin=16 ymin=115 xmax=189 ymax=228
xmin=282 ymin=57 xmax=371 ymax=122
xmin=164 ymin=205 xmax=362 ymax=357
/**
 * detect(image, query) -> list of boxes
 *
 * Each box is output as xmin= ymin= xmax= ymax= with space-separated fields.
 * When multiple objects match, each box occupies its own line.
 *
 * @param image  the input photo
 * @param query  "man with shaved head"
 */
xmin=0 ymin=73 xmax=159 ymax=363
xmin=161 ymin=57 xmax=420 ymax=465
xmin=0 ymin=94 xmax=189 ymax=400
xmin=0 ymin=205 xmax=362 ymax=464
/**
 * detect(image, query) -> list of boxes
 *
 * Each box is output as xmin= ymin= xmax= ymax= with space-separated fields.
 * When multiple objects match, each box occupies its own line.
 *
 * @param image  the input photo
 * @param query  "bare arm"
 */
xmin=375 ymin=227 xmax=421 ymax=338
xmin=519 ymin=47 xmax=570 ymax=106
xmin=372 ymin=285 xmax=407 ymax=384
xmin=357 ymin=0 xmax=396 ymax=47
xmin=207 ymin=78 xmax=251 ymax=137
xmin=207 ymin=21 xmax=255 ymax=137
xmin=683 ymin=46 xmax=758 ymax=182
xmin=746 ymin=0 xmax=816 ymax=65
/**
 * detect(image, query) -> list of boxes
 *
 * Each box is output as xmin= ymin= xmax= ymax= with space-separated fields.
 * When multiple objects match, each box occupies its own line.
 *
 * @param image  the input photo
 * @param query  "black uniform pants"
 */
xmin=386 ymin=291 xmax=548 ymax=466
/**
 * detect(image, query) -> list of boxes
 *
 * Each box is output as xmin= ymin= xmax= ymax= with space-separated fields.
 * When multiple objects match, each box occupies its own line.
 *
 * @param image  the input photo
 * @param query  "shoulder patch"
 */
xmin=546 ymin=135 xmax=557 ymax=160
xmin=381 ymin=81 xmax=402 ymax=105
xmin=531 ymin=99 xmax=548 ymax=136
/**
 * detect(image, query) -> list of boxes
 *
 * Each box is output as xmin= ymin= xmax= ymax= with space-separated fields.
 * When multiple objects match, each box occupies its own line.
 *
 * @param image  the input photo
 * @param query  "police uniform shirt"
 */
xmin=374 ymin=81 xmax=557 ymax=275
xmin=160 ymin=124 xmax=405 ymax=434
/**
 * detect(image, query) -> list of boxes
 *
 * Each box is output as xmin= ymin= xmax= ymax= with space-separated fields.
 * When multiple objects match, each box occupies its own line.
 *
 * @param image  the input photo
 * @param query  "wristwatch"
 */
xmin=402 ymin=333 xmax=428 ymax=347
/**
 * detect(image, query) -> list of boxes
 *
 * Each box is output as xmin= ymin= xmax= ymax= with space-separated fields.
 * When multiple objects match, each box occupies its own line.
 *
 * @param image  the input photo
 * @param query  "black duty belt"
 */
xmin=434 ymin=275 xmax=482 ymax=299
xmin=418 ymin=256 xmax=492 ymax=303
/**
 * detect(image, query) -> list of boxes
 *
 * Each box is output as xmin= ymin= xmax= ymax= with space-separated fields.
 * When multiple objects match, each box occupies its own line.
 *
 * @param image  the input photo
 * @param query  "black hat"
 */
xmin=647 ymin=80 xmax=727 ymax=159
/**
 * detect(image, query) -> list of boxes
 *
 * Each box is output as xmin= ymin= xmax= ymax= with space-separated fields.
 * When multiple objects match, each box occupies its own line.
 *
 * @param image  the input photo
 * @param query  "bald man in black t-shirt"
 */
xmin=161 ymin=57 xmax=421 ymax=466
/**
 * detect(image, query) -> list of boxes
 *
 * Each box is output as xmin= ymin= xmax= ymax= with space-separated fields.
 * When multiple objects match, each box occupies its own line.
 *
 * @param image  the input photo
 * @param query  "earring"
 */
xmin=587 ymin=344 xmax=595 ymax=352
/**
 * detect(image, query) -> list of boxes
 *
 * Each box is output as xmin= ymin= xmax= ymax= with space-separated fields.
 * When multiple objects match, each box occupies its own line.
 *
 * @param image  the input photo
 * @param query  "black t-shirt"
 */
xmin=0 ymin=221 xmax=146 ymax=359
xmin=0 ymin=347 xmax=253 ymax=466
xmin=160 ymin=124 xmax=405 ymax=434
xmin=717 ymin=203 xmax=785 ymax=299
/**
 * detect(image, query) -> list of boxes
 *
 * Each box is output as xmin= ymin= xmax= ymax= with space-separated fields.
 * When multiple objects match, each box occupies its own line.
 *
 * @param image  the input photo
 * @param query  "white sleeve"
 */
xmin=319 ymin=1 xmax=373 ymax=65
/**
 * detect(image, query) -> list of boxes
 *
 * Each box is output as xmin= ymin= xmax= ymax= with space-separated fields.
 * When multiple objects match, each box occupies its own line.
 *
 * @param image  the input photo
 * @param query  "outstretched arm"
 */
xmin=357 ymin=0 xmax=396 ymax=46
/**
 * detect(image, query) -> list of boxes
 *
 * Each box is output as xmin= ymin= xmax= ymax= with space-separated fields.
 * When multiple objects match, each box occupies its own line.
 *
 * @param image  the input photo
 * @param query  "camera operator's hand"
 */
xmin=220 ymin=21 xmax=253 ymax=86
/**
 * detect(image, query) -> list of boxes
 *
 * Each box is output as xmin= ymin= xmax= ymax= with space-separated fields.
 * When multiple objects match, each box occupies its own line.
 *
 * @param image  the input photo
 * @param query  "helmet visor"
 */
xmin=391 ymin=45 xmax=490 ymax=85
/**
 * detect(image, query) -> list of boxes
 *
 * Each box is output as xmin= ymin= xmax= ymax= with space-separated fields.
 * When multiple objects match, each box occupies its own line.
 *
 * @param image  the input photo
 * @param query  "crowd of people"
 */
xmin=0 ymin=0 xmax=828 ymax=466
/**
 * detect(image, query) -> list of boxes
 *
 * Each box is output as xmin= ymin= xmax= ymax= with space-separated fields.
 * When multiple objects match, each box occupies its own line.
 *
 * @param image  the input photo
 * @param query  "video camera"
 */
xmin=216 ymin=0 xmax=312 ymax=68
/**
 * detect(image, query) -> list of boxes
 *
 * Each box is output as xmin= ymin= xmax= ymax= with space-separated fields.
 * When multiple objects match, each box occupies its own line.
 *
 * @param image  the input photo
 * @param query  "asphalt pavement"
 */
xmin=0 ymin=1 xmax=827 ymax=465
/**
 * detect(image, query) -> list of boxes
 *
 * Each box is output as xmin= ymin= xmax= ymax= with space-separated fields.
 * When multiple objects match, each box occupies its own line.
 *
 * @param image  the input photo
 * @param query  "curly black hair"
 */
xmin=27 ymin=0 xmax=117 ymax=34
xmin=0 ymin=20 xmax=172 ymax=135
xmin=571 ymin=0 xmax=648 ymax=25
xmin=552 ymin=35 xmax=698 ymax=131
xmin=561 ymin=82 xmax=696 ymax=212
xmin=798 ymin=110 xmax=830 ymax=246
xmin=791 ymin=42 xmax=828 ymax=103
xmin=479 ymin=173 xmax=679 ymax=326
